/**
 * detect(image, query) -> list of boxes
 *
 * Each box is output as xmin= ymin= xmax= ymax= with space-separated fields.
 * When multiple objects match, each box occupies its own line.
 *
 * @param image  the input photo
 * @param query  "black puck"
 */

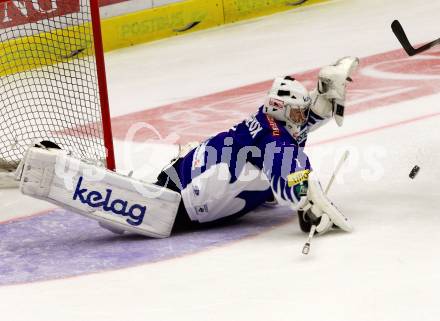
xmin=409 ymin=165 xmax=420 ymax=179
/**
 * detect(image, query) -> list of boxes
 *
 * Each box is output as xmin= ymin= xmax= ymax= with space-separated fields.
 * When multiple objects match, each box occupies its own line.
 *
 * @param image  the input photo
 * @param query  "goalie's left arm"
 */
xmin=308 ymin=56 xmax=359 ymax=131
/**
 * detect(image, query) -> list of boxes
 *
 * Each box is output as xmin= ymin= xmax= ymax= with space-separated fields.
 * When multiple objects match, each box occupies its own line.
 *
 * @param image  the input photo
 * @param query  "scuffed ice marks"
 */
xmin=0 ymin=207 xmax=291 ymax=285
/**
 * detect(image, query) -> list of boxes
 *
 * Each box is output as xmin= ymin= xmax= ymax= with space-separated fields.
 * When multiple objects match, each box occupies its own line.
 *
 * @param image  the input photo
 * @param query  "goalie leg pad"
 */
xmin=19 ymin=147 xmax=181 ymax=238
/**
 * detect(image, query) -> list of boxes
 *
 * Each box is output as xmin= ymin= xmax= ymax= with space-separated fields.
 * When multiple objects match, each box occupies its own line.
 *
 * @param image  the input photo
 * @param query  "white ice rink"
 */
xmin=1 ymin=0 xmax=440 ymax=320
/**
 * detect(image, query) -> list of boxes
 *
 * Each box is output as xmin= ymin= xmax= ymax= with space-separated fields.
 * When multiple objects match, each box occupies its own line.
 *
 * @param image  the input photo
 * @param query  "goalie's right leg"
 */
xmin=16 ymin=145 xmax=181 ymax=238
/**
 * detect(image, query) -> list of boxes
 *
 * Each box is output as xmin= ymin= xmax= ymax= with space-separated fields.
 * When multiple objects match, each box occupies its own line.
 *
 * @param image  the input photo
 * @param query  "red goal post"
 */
xmin=0 ymin=0 xmax=115 ymax=182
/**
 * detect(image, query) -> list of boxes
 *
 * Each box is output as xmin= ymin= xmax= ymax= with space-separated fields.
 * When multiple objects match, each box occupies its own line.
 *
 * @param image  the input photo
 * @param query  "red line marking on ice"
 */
xmin=310 ymin=112 xmax=440 ymax=147
xmin=110 ymin=47 xmax=440 ymax=144
xmin=0 ymin=207 xmax=58 ymax=225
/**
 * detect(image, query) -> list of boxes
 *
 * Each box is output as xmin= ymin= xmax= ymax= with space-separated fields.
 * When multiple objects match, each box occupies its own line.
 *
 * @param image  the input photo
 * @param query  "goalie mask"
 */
xmin=263 ymin=76 xmax=311 ymax=128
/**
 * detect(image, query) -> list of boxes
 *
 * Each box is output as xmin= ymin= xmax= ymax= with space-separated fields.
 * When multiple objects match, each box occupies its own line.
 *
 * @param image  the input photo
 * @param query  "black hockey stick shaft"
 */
xmin=391 ymin=20 xmax=440 ymax=56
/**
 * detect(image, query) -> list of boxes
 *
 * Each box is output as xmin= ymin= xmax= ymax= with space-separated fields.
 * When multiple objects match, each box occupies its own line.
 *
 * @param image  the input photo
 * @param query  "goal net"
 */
xmin=0 ymin=0 xmax=115 ymax=178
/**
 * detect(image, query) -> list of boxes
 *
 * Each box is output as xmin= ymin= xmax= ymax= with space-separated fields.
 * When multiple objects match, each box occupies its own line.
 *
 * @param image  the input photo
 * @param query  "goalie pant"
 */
xmin=157 ymin=105 xmax=328 ymax=231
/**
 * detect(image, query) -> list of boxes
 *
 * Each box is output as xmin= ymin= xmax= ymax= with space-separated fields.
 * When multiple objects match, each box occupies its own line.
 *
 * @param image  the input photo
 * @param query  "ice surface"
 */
xmin=1 ymin=0 xmax=440 ymax=320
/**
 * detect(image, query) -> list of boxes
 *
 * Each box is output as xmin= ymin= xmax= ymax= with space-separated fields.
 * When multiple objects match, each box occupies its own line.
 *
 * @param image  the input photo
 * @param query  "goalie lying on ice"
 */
xmin=16 ymin=57 xmax=359 ymax=238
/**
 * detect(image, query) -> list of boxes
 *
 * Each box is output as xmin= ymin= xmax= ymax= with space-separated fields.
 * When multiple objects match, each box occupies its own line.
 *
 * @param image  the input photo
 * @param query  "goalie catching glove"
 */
xmin=298 ymin=171 xmax=353 ymax=235
xmin=311 ymin=56 xmax=359 ymax=126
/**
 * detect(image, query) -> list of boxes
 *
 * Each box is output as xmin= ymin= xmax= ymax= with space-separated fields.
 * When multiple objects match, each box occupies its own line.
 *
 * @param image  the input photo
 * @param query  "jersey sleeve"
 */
xmin=306 ymin=109 xmax=330 ymax=132
xmin=253 ymin=115 xmax=312 ymax=207
xmin=307 ymin=89 xmax=333 ymax=132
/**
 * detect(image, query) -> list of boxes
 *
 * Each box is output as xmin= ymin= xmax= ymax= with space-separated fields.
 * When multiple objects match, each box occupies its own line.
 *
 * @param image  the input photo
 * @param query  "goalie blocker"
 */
xmin=16 ymin=145 xmax=181 ymax=238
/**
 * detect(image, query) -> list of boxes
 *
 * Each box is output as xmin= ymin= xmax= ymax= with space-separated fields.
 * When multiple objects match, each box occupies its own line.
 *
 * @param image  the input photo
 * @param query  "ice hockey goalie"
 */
xmin=16 ymin=57 xmax=359 ymax=238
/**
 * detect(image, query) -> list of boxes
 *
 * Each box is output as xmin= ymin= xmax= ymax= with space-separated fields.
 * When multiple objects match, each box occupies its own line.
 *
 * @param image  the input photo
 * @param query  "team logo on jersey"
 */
xmin=287 ymin=170 xmax=310 ymax=187
xmin=72 ymin=176 xmax=146 ymax=226
xmin=245 ymin=115 xmax=263 ymax=138
xmin=193 ymin=185 xmax=200 ymax=196
xmin=265 ymin=115 xmax=280 ymax=136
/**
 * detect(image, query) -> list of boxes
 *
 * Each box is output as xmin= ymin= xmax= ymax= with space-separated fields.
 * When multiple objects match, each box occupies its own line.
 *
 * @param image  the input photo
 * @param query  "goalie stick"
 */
xmin=391 ymin=20 xmax=440 ymax=56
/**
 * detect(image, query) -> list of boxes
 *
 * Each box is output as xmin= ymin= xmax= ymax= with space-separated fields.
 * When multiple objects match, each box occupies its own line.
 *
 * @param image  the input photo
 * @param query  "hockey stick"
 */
xmin=391 ymin=20 xmax=440 ymax=56
xmin=302 ymin=150 xmax=350 ymax=255
xmin=324 ymin=150 xmax=350 ymax=195
xmin=286 ymin=0 xmax=308 ymax=6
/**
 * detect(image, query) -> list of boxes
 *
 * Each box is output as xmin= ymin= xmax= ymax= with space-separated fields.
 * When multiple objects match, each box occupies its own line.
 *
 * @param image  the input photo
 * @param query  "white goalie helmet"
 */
xmin=263 ymin=76 xmax=312 ymax=126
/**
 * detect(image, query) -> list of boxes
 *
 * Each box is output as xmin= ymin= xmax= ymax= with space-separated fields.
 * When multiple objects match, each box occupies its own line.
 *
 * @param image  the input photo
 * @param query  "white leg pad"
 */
xmin=19 ymin=147 xmax=181 ymax=238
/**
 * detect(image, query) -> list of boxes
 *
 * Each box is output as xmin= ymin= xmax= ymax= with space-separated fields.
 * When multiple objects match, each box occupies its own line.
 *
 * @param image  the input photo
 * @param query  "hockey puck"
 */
xmin=409 ymin=165 xmax=420 ymax=179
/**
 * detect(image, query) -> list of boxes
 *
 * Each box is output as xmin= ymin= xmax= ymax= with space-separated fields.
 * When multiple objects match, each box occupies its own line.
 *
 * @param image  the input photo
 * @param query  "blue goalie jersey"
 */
xmin=170 ymin=106 xmax=326 ymax=223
